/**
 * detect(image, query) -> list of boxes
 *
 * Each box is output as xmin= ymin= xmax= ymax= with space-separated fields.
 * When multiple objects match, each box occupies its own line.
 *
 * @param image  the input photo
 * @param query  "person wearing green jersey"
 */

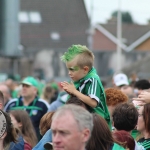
xmin=60 ymin=44 xmax=111 ymax=128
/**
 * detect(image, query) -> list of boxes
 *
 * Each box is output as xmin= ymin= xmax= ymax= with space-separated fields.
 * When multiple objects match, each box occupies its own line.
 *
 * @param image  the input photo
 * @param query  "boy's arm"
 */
xmin=61 ymin=81 xmax=97 ymax=108
xmin=73 ymin=90 xmax=98 ymax=108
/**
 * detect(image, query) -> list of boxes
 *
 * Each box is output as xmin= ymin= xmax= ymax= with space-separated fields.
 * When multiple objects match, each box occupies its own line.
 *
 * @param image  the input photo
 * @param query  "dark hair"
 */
xmin=105 ymin=88 xmax=128 ymax=106
xmin=0 ymin=91 xmax=4 ymax=105
xmin=112 ymin=103 xmax=138 ymax=131
xmin=66 ymin=95 xmax=91 ymax=112
xmin=39 ymin=111 xmax=55 ymax=136
xmin=143 ymin=103 xmax=150 ymax=133
xmin=113 ymin=130 xmax=135 ymax=150
xmin=9 ymin=110 xmax=38 ymax=147
xmin=134 ymin=79 xmax=150 ymax=90
xmin=86 ymin=113 xmax=114 ymax=150
xmin=2 ymin=111 xmax=18 ymax=148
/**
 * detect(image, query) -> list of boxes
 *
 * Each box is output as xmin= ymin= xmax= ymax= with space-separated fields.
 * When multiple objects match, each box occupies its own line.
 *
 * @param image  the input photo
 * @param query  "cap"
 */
xmin=0 ymin=110 xmax=7 ymax=138
xmin=21 ymin=76 xmax=39 ymax=89
xmin=50 ymin=82 xmax=58 ymax=90
xmin=44 ymin=142 xmax=53 ymax=150
xmin=113 ymin=73 xmax=129 ymax=87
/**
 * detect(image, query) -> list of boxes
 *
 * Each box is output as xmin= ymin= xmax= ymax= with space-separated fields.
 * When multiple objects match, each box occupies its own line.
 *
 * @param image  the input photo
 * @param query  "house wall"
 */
xmin=0 ymin=50 xmax=149 ymax=81
xmin=136 ymin=38 xmax=150 ymax=50
xmin=93 ymin=29 xmax=116 ymax=51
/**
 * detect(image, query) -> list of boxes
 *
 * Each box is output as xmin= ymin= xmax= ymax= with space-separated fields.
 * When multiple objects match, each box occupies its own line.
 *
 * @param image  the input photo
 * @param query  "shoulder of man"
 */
xmin=4 ymin=98 xmax=18 ymax=112
xmin=37 ymin=98 xmax=50 ymax=111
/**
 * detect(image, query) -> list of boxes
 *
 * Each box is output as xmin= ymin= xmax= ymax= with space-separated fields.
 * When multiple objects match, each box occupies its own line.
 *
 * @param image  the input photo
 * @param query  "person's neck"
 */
xmin=23 ymin=96 xmax=36 ymax=106
xmin=143 ymin=130 xmax=150 ymax=139
xmin=0 ymin=140 xmax=4 ymax=150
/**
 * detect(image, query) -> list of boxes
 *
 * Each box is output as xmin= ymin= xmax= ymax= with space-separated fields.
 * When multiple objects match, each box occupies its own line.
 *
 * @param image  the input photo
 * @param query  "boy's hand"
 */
xmin=61 ymin=81 xmax=76 ymax=94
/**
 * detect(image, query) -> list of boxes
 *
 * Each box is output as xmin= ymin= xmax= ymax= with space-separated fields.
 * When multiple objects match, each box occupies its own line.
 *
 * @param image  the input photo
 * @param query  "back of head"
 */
xmin=42 ymin=84 xmax=54 ymax=102
xmin=112 ymin=103 xmax=138 ymax=131
xmin=113 ymin=73 xmax=129 ymax=87
xmin=134 ymin=79 xmax=150 ymax=90
xmin=39 ymin=111 xmax=55 ymax=136
xmin=61 ymin=45 xmax=94 ymax=69
xmin=53 ymin=104 xmax=93 ymax=133
xmin=86 ymin=113 xmax=113 ymax=150
xmin=66 ymin=96 xmax=91 ymax=112
xmin=105 ymin=88 xmax=128 ymax=106
xmin=113 ymin=130 xmax=135 ymax=150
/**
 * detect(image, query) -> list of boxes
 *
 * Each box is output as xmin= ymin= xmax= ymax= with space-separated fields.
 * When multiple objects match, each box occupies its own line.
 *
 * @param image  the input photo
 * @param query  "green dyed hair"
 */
xmin=61 ymin=45 xmax=89 ymax=62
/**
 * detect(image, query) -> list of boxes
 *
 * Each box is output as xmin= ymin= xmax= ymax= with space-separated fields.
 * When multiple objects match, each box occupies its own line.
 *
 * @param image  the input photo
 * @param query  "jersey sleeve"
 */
xmin=86 ymin=78 xmax=105 ymax=110
xmin=87 ymin=78 xmax=101 ymax=103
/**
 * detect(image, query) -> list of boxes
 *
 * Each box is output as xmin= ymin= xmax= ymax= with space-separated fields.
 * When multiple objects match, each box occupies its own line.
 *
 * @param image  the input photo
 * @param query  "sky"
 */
xmin=84 ymin=0 xmax=150 ymax=25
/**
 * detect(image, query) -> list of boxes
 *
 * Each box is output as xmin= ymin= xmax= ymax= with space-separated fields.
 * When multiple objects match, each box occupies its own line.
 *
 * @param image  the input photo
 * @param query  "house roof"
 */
xmin=20 ymin=0 xmax=89 ymax=50
xmin=95 ymin=23 xmax=150 ymax=51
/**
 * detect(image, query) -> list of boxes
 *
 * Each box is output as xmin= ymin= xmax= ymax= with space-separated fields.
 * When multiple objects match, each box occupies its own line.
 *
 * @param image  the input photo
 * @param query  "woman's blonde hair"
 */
xmin=39 ymin=111 xmax=55 ymax=136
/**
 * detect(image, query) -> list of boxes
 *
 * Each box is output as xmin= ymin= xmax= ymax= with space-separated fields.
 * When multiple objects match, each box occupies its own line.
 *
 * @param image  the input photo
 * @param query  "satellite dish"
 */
xmin=0 ymin=110 xmax=7 ymax=138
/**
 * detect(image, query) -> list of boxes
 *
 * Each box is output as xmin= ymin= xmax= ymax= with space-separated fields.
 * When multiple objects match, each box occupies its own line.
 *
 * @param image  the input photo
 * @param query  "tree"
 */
xmin=112 ymin=11 xmax=133 ymax=23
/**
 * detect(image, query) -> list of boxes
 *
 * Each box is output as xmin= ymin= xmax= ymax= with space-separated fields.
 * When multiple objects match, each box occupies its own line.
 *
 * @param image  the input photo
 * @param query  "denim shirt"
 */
xmin=32 ymin=129 xmax=52 ymax=150
xmin=9 ymin=135 xmax=24 ymax=150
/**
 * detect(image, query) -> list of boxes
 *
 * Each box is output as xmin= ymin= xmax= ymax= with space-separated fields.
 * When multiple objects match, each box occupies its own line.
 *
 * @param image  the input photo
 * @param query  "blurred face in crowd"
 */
xmin=10 ymin=114 xmax=22 ymax=129
xmin=51 ymin=112 xmax=90 ymax=150
xmin=137 ymin=106 xmax=145 ymax=133
xmin=0 ymin=84 xmax=11 ymax=105
xmin=21 ymin=84 xmax=37 ymax=99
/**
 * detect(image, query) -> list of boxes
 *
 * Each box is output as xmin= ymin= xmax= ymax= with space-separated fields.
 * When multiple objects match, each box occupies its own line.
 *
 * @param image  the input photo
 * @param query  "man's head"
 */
xmin=0 ymin=91 xmax=4 ymax=110
xmin=134 ymin=79 xmax=150 ymax=96
xmin=5 ymin=79 xmax=15 ymax=91
xmin=51 ymin=104 xmax=93 ymax=150
xmin=66 ymin=96 xmax=91 ymax=112
xmin=0 ymin=84 xmax=11 ymax=105
xmin=61 ymin=45 xmax=94 ymax=81
xmin=112 ymin=103 xmax=138 ymax=131
xmin=21 ymin=76 xmax=39 ymax=99
xmin=105 ymin=88 xmax=128 ymax=119
xmin=113 ymin=73 xmax=129 ymax=88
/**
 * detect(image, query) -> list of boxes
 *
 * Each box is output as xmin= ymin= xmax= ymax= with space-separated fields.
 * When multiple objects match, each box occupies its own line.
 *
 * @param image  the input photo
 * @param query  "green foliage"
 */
xmin=112 ymin=10 xmax=133 ymax=23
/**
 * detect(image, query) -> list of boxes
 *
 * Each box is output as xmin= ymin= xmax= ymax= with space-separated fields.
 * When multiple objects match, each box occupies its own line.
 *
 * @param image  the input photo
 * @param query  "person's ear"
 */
xmin=83 ymin=66 xmax=89 ymax=73
xmin=81 ymin=128 xmax=90 ymax=143
xmin=18 ymin=122 xmax=22 ymax=128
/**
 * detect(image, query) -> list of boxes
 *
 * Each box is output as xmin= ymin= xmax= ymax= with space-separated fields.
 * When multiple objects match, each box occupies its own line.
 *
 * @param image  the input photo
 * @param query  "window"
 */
xmin=18 ymin=12 xmax=29 ymax=23
xmin=18 ymin=11 xmax=42 ymax=23
xmin=50 ymin=32 xmax=60 ymax=41
xmin=29 ymin=12 xmax=41 ymax=23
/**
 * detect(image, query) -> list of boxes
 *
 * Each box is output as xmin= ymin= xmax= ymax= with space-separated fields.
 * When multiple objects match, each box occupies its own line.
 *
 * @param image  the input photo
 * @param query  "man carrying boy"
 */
xmin=61 ymin=44 xmax=111 ymax=127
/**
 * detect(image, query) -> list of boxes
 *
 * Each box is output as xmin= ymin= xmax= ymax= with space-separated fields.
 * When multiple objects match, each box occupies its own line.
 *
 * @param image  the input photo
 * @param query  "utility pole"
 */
xmin=87 ymin=0 xmax=94 ymax=50
xmin=0 ymin=0 xmax=21 ymax=75
xmin=116 ymin=0 xmax=122 ymax=71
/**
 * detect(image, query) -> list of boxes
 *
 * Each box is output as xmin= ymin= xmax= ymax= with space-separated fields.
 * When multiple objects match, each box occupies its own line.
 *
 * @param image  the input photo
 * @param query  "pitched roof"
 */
xmin=20 ymin=0 xmax=89 ymax=50
xmin=95 ymin=23 xmax=150 ymax=51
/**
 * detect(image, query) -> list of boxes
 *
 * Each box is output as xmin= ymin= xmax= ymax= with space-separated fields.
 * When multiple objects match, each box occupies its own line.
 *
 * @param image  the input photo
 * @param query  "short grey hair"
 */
xmin=52 ymin=104 xmax=93 ymax=133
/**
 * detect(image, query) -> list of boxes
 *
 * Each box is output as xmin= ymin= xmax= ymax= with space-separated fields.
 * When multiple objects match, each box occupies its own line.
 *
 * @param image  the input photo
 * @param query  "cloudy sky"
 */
xmin=84 ymin=0 xmax=150 ymax=25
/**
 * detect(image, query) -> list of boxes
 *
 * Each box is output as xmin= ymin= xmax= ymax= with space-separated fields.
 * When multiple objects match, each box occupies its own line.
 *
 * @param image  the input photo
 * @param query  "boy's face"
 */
xmin=66 ymin=60 xmax=88 ymax=82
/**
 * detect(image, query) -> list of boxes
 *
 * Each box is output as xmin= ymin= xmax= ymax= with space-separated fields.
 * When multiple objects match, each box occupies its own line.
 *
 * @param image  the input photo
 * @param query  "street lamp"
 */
xmin=116 ymin=0 xmax=122 ymax=71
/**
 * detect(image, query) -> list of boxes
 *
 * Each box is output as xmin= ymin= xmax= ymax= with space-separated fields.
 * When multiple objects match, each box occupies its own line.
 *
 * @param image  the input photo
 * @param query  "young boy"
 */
xmin=61 ymin=44 xmax=111 ymax=127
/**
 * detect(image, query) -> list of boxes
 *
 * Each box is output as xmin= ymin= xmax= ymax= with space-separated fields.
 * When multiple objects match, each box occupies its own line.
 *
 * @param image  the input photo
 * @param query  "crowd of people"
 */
xmin=0 ymin=44 xmax=150 ymax=150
